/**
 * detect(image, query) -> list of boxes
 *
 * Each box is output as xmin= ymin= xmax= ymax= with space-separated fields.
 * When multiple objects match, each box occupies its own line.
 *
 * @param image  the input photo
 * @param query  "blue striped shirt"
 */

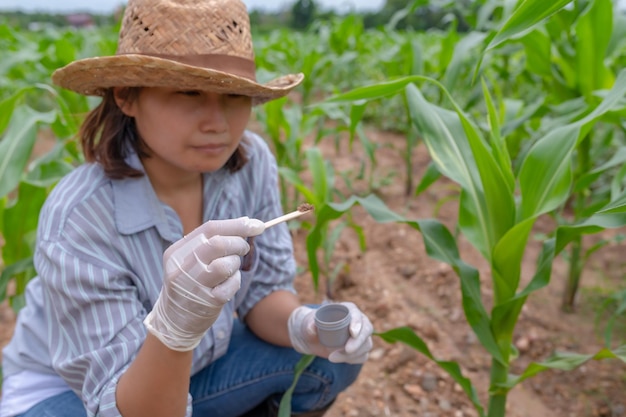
xmin=1 ymin=131 xmax=296 ymax=416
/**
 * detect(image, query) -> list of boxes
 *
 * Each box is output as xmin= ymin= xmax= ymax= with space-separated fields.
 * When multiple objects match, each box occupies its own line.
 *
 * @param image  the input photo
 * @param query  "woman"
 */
xmin=0 ymin=0 xmax=373 ymax=416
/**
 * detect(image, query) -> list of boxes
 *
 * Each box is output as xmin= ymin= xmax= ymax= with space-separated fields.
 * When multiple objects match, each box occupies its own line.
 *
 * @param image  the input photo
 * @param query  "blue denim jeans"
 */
xmin=17 ymin=319 xmax=362 ymax=417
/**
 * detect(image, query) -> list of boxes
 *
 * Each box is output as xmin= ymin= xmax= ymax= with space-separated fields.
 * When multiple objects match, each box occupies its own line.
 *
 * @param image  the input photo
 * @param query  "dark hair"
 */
xmin=79 ymin=88 xmax=249 ymax=179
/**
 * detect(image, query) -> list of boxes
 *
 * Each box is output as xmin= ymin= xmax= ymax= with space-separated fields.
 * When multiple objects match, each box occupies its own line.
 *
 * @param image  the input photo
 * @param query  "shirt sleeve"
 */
xmin=36 ymin=232 xmax=193 ymax=416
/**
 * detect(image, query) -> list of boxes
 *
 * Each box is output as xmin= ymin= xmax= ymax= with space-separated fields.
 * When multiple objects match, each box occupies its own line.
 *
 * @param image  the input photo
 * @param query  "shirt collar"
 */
xmin=111 ymin=133 xmax=256 ymax=242
xmin=112 ymin=151 xmax=180 ymax=242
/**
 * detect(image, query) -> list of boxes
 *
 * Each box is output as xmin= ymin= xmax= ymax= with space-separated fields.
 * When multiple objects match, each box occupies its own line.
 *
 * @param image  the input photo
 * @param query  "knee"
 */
xmin=288 ymin=358 xmax=364 ymax=413
xmin=328 ymin=361 xmax=362 ymax=390
xmin=308 ymin=358 xmax=363 ymax=399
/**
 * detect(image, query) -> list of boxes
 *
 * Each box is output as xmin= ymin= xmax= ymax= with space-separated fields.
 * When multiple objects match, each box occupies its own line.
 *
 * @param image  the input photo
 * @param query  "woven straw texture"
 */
xmin=51 ymin=0 xmax=303 ymax=104
xmin=117 ymin=0 xmax=254 ymax=59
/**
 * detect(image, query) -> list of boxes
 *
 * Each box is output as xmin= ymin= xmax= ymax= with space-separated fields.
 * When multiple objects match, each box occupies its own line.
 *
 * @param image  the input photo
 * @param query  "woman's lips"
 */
xmin=192 ymin=143 xmax=228 ymax=155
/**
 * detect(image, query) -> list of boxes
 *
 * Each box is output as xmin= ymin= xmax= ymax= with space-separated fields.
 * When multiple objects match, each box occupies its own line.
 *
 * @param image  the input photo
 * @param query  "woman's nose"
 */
xmin=199 ymin=93 xmax=228 ymax=133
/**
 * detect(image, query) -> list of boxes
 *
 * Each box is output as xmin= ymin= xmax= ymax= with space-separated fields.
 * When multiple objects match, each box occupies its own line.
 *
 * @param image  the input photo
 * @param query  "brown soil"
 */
xmin=1 ymin=127 xmax=625 ymax=417
xmin=290 ymin=128 xmax=626 ymax=417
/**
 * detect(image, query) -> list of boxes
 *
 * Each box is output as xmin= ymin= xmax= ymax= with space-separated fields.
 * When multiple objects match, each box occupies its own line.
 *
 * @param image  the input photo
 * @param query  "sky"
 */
xmin=0 ymin=0 xmax=386 ymax=14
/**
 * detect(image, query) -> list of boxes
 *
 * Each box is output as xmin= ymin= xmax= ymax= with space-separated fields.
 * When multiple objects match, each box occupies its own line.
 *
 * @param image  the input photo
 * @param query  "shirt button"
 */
xmin=216 ymin=330 xmax=226 ymax=340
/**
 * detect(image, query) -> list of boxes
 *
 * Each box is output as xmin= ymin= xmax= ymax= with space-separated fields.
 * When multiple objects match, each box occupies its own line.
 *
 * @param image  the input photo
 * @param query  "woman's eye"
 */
xmin=178 ymin=90 xmax=201 ymax=97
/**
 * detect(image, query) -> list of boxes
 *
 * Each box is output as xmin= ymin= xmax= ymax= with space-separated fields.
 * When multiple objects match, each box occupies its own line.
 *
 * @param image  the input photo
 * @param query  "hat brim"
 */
xmin=51 ymin=55 xmax=304 ymax=105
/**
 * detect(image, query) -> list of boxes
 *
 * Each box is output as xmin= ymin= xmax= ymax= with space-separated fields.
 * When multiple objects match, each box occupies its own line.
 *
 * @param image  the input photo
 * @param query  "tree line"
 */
xmin=1 ymin=0 xmax=482 ymax=32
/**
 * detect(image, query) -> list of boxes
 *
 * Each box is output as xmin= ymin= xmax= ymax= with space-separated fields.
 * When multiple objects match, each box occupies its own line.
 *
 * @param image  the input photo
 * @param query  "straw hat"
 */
xmin=52 ymin=0 xmax=304 ymax=104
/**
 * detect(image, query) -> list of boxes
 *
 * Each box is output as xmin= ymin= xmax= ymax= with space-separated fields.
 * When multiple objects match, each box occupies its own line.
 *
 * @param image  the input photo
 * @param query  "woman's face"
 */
xmin=116 ymin=87 xmax=252 ymax=175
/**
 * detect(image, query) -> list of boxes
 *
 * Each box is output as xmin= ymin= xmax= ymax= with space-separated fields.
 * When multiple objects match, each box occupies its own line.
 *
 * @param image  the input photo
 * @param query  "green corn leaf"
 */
xmin=442 ymin=32 xmax=487 ymax=91
xmin=278 ymin=166 xmax=319 ymax=207
xmin=2 ymin=182 xmax=47 ymax=265
xmin=575 ymin=0 xmax=614 ymax=98
xmin=324 ymin=221 xmax=347 ymax=268
xmin=408 ymin=38 xmax=424 ymax=76
xmin=609 ymin=165 xmax=626 ymax=202
xmin=574 ymin=146 xmax=626 ymax=192
xmin=0 ymin=90 xmax=25 ymax=135
xmin=322 ymin=75 xmax=424 ymax=104
xmin=0 ymin=257 xmax=34 ymax=302
xmin=54 ymin=36 xmax=77 ymax=66
xmin=487 ymin=0 xmax=573 ymax=50
xmin=0 ymin=197 xmax=4 ymax=240
xmin=492 ymin=297 xmax=527 ymax=361
xmin=283 ymin=106 xmax=303 ymax=148
xmin=378 ymin=327 xmax=485 ymax=417
xmin=519 ymin=29 xmax=552 ymax=77
xmin=406 ymin=82 xmax=515 ymax=259
xmin=489 ymin=237 xmax=558 ymax=359
xmin=348 ymin=102 xmax=367 ymax=146
xmin=355 ymin=125 xmax=377 ymax=168
xmin=499 ymin=345 xmax=626 ymax=389
xmin=305 ymin=147 xmax=331 ymax=203
xmin=385 ymin=0 xmax=426 ymax=31
xmin=518 ymin=123 xmax=578 ymax=220
xmin=25 ymin=142 xmax=75 ymax=188
xmin=491 ymin=218 xmax=535 ymax=304
xmin=0 ymin=48 xmax=42 ymax=79
xmin=519 ymin=238 xmax=557 ymax=298
xmin=577 ymin=69 xmax=626 ymax=132
xmin=405 ymin=86 xmax=488 ymax=257
xmin=555 ymin=218 xmax=616 ymax=258
xmin=305 ymin=226 xmax=321 ymax=291
xmin=455 ymin=101 xmax=516 ymax=251
xmin=438 ymin=19 xmax=458 ymax=72
xmin=519 ymin=68 xmax=626 ymax=220
xmin=307 ymin=194 xmax=505 ymax=365
xmin=490 ymin=219 xmax=561 ymax=359
xmin=414 ymin=162 xmax=441 ymax=196
xmin=0 ymin=105 xmax=56 ymax=199
xmin=406 ymin=85 xmax=478 ymax=189
xmin=501 ymin=96 xmax=545 ymax=138
xmin=554 ymin=193 xmax=626 ymax=255
xmin=482 ymin=79 xmax=514 ymax=193
xmin=261 ymin=97 xmax=288 ymax=162
xmin=596 ymin=192 xmax=626 ymax=214
xmin=278 ymin=354 xmax=315 ymax=417
xmin=607 ymin=10 xmax=626 ymax=58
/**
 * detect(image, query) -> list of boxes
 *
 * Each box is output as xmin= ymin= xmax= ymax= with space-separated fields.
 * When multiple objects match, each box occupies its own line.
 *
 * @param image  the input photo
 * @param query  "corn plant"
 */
xmin=594 ymin=285 xmax=626 ymax=347
xmin=0 ymin=84 xmax=89 ymax=305
xmin=0 ymin=23 xmax=110 ymax=310
xmin=4 ymin=4 xmax=626 ymax=415
xmin=513 ymin=0 xmax=626 ymax=311
xmin=254 ymin=97 xmax=327 ymax=209
xmin=313 ymin=1 xmax=626 ymax=415
xmin=321 ymin=69 xmax=626 ymax=417
xmin=278 ymin=146 xmax=369 ymax=298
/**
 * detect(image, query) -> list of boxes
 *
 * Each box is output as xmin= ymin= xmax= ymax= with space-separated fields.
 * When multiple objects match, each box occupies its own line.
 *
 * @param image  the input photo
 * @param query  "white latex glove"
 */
xmin=288 ymin=302 xmax=374 ymax=364
xmin=144 ymin=217 xmax=265 ymax=351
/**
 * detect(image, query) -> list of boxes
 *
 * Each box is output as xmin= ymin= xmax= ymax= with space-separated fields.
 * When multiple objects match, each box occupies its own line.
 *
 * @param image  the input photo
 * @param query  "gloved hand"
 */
xmin=288 ymin=302 xmax=373 ymax=364
xmin=144 ymin=217 xmax=265 ymax=351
